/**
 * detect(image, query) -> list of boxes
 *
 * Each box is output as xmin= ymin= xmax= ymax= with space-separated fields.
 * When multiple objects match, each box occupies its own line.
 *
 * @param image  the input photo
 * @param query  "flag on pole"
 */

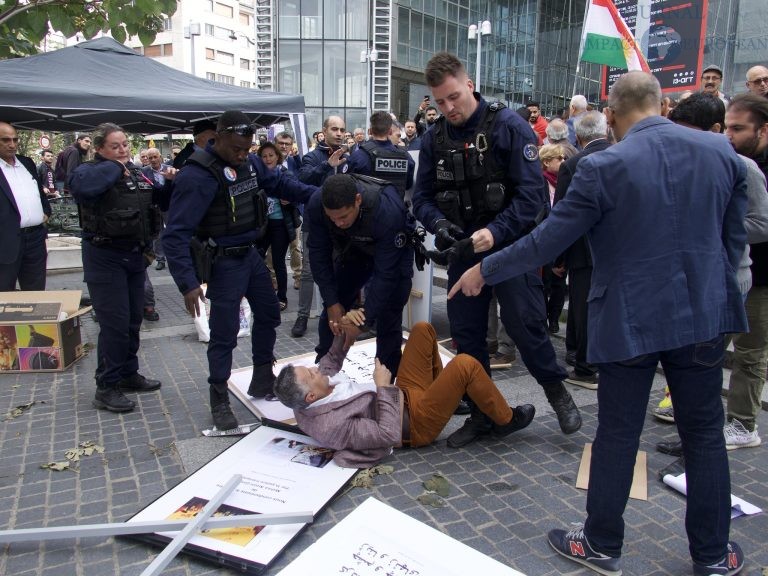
xmin=580 ymin=0 xmax=650 ymax=72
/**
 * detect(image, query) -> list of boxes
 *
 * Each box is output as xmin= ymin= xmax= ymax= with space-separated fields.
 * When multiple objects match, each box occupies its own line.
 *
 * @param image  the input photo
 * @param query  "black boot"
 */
xmin=119 ymin=373 xmax=161 ymax=392
xmin=544 ymin=383 xmax=582 ymax=434
xmin=493 ymin=404 xmax=536 ymax=438
xmin=93 ymin=385 xmax=135 ymax=413
xmin=291 ymin=316 xmax=308 ymax=337
xmin=210 ymin=383 xmax=238 ymax=430
xmin=248 ymin=361 xmax=276 ymax=398
xmin=447 ymin=403 xmax=493 ymax=448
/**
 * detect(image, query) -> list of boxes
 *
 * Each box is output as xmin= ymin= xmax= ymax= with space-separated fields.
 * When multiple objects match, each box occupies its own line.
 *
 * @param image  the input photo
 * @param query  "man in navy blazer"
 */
xmin=0 ymin=121 xmax=52 ymax=291
xmin=450 ymin=72 xmax=748 ymax=576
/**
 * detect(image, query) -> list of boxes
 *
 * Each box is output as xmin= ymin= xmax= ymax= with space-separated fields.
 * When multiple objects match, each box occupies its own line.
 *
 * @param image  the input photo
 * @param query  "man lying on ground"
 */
xmin=274 ymin=320 xmax=534 ymax=468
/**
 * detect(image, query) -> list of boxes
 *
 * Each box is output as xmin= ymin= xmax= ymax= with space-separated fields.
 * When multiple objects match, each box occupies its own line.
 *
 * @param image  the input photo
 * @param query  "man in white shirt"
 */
xmin=0 ymin=121 xmax=51 ymax=291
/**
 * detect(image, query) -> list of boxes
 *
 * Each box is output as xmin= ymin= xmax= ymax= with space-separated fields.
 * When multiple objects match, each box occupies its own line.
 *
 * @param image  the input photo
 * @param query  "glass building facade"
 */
xmin=273 ymin=0 xmax=767 ymax=134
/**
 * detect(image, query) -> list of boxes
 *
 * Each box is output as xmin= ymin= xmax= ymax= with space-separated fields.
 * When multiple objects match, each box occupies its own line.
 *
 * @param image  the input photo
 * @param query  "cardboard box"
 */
xmin=0 ymin=291 xmax=91 ymax=372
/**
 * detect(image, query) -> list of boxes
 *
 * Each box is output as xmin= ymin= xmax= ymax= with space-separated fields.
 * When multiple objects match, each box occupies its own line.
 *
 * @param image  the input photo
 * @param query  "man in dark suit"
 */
xmin=552 ymin=111 xmax=611 ymax=388
xmin=451 ymin=71 xmax=748 ymax=576
xmin=0 ymin=121 xmax=52 ymax=291
xmin=172 ymin=119 xmax=217 ymax=169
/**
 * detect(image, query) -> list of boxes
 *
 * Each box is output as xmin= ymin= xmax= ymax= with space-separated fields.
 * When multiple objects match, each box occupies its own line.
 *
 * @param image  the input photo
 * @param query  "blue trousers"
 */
xmin=315 ymin=257 xmax=411 ymax=376
xmin=585 ymin=336 xmax=731 ymax=565
xmin=447 ymin=257 xmax=566 ymax=385
xmin=83 ymin=241 xmax=144 ymax=387
xmin=205 ymin=249 xmax=281 ymax=384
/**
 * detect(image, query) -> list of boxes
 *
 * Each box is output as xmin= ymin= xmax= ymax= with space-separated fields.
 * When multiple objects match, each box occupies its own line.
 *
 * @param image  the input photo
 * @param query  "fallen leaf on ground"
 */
xmin=65 ymin=441 xmax=105 ymax=462
xmin=2 ymin=401 xmax=42 ymax=421
xmin=417 ymin=492 xmax=446 ymax=507
xmin=350 ymin=464 xmax=395 ymax=489
xmin=40 ymin=462 xmax=71 ymax=472
xmin=423 ymin=472 xmax=450 ymax=497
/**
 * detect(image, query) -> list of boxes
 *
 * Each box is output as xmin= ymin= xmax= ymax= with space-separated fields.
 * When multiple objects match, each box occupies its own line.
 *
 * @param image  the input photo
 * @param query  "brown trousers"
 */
xmin=397 ymin=322 xmax=513 ymax=446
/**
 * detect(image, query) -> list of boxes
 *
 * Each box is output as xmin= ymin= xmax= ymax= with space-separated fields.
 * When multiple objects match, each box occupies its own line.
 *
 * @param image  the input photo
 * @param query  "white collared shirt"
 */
xmin=311 ymin=371 xmax=376 ymax=408
xmin=1 ymin=156 xmax=45 ymax=228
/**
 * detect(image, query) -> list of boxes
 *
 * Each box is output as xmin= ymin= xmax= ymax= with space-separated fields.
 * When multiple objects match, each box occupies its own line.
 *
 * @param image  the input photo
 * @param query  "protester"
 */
xmin=0 ymin=121 xmax=51 ymax=291
xmin=36 ymin=149 xmax=58 ymax=198
xmin=69 ymin=122 xmax=166 ymax=413
xmin=701 ymin=64 xmax=729 ymax=105
xmin=450 ymin=71 xmax=747 ymax=576
xmin=745 ymin=65 xmax=768 ymax=98
xmin=274 ymin=321 xmax=535 ymax=467
xmin=55 ymin=133 xmax=91 ymax=194
xmin=527 ymin=101 xmax=548 ymax=145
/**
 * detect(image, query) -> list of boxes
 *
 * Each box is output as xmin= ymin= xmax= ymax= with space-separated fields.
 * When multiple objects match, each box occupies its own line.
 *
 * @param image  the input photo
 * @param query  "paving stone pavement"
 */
xmin=0 ymin=266 xmax=766 ymax=575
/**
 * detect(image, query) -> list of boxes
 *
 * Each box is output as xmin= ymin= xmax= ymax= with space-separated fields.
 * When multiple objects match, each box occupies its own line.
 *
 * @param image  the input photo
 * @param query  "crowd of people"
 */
xmin=2 ymin=55 xmax=767 ymax=576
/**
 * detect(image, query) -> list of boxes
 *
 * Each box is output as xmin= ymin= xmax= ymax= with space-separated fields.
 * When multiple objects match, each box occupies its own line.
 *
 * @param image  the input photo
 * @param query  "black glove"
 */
xmin=434 ymin=219 xmax=464 ymax=251
xmin=427 ymin=237 xmax=475 ymax=266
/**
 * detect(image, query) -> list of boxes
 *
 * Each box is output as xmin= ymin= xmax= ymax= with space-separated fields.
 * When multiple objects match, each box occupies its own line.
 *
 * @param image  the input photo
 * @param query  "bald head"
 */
xmin=746 ymin=65 xmax=768 ymax=98
xmin=0 ymin=122 xmax=19 ymax=163
xmin=605 ymin=72 xmax=662 ymax=140
xmin=146 ymin=147 xmax=163 ymax=170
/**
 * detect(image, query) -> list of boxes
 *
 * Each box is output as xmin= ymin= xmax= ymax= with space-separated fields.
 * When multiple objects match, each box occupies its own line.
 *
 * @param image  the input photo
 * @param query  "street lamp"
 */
xmin=360 ymin=47 xmax=379 ymax=129
xmin=183 ymin=22 xmax=201 ymax=77
xmin=467 ymin=20 xmax=491 ymax=94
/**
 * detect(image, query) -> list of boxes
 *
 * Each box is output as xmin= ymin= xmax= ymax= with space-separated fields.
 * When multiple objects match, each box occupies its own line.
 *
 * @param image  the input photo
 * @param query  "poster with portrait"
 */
xmin=126 ymin=425 xmax=357 ymax=574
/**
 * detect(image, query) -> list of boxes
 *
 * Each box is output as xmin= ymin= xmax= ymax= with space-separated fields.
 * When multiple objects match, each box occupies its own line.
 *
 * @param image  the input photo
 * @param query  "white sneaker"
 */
xmin=724 ymin=420 xmax=761 ymax=450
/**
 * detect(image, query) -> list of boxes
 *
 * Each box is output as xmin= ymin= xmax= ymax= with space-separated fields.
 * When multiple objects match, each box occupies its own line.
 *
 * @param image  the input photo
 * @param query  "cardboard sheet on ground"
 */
xmin=229 ymin=334 xmax=455 ymax=426
xmin=126 ymin=425 xmax=357 ymax=574
xmin=276 ymin=496 xmax=527 ymax=576
xmin=576 ymin=443 xmax=648 ymax=501
xmin=662 ymin=473 xmax=763 ymax=519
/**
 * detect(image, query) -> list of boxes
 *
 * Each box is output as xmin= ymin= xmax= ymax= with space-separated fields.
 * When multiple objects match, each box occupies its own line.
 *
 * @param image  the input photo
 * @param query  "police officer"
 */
xmin=69 ymin=123 xmax=168 ymax=413
xmin=163 ymin=111 xmax=317 ymax=431
xmin=412 ymin=52 xmax=581 ymax=447
xmin=346 ymin=110 xmax=415 ymax=197
xmin=308 ymin=173 xmax=414 ymax=376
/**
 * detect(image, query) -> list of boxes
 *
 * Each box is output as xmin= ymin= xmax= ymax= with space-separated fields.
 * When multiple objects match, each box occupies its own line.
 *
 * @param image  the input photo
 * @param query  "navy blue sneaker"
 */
xmin=692 ymin=542 xmax=744 ymax=576
xmin=547 ymin=524 xmax=622 ymax=576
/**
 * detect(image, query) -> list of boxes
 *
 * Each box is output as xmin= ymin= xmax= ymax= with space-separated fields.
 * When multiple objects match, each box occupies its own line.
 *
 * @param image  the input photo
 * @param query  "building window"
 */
xmin=205 ymin=24 xmax=215 ymax=36
xmin=214 ymin=2 xmax=234 ymax=18
xmin=239 ymin=12 xmax=251 ymax=26
xmin=206 ymin=72 xmax=216 ymax=80
xmin=217 ymin=51 xmax=234 ymax=65
xmin=162 ymin=18 xmax=172 ymax=31
xmin=241 ymin=80 xmax=252 ymax=88
xmin=240 ymin=58 xmax=251 ymax=70
xmin=144 ymin=44 xmax=162 ymax=57
xmin=218 ymin=74 xmax=235 ymax=85
xmin=206 ymin=48 xmax=215 ymax=60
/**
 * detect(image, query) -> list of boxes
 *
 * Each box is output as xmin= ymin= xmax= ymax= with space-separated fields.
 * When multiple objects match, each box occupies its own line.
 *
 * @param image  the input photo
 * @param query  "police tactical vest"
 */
xmin=187 ymin=149 xmax=268 ymax=239
xmin=79 ymin=162 xmax=160 ymax=246
xmin=432 ymin=102 xmax=513 ymax=229
xmin=360 ymin=141 xmax=409 ymax=198
xmin=325 ymin=175 xmax=389 ymax=259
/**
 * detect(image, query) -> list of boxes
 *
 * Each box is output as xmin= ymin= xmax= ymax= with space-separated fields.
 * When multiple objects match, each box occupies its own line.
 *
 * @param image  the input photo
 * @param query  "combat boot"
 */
xmin=210 ymin=383 xmax=238 ymax=430
xmin=247 ymin=361 xmax=276 ymax=398
xmin=544 ymin=382 xmax=582 ymax=434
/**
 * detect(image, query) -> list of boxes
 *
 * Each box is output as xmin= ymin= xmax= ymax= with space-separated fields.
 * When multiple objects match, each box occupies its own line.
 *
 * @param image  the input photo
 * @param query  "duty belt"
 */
xmin=216 ymin=243 xmax=257 ymax=257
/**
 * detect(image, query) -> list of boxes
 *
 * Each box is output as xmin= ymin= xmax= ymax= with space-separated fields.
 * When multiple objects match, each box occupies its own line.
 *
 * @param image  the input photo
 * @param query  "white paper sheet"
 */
xmin=662 ymin=472 xmax=763 ymax=519
xmin=277 ymin=497 xmax=527 ymax=576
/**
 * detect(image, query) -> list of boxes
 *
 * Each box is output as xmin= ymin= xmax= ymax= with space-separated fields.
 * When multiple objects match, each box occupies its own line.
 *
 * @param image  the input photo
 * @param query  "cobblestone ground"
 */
xmin=0 ymin=267 xmax=766 ymax=575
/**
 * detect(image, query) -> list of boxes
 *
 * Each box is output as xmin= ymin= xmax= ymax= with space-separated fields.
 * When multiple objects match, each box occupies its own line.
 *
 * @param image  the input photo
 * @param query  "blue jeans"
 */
xmin=585 ymin=336 xmax=731 ymax=565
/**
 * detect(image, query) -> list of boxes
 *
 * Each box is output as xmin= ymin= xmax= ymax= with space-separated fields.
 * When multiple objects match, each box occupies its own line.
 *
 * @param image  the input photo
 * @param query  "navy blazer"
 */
xmin=0 ymin=154 xmax=51 ymax=265
xmin=481 ymin=116 xmax=748 ymax=363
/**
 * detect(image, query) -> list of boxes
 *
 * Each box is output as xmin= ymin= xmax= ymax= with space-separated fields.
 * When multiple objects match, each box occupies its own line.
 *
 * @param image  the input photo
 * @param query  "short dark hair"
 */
xmin=41 ymin=148 xmax=53 ymax=155
xmin=369 ymin=110 xmax=393 ymax=137
xmin=516 ymin=106 xmax=532 ymax=121
xmin=425 ymin=52 xmax=466 ymax=87
xmin=425 ymin=105 xmax=438 ymax=114
xmin=75 ymin=134 xmax=90 ymax=142
xmin=728 ymin=93 xmax=768 ymax=129
xmin=217 ymin=110 xmax=251 ymax=132
xmin=258 ymin=141 xmax=284 ymax=164
xmin=526 ymin=101 xmax=540 ymax=108
xmin=275 ymin=131 xmax=294 ymax=143
xmin=668 ymin=92 xmax=725 ymax=131
xmin=274 ymin=365 xmax=310 ymax=409
xmin=322 ymin=174 xmax=358 ymax=209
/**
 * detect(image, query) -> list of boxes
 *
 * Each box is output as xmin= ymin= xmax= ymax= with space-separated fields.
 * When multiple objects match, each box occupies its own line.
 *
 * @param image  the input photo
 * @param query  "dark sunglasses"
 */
xmin=218 ymin=123 xmax=256 ymax=137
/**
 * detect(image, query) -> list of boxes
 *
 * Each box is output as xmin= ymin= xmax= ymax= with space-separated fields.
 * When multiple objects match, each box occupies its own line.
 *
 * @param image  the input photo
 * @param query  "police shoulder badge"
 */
xmin=394 ymin=232 xmax=407 ymax=248
xmin=223 ymin=166 xmax=237 ymax=181
xmin=523 ymin=143 xmax=539 ymax=162
xmin=341 ymin=163 xmax=349 ymax=173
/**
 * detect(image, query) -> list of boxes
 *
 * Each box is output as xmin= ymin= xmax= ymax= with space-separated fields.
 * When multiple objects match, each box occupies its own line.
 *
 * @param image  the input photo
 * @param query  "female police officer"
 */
xmin=69 ymin=123 xmax=172 ymax=413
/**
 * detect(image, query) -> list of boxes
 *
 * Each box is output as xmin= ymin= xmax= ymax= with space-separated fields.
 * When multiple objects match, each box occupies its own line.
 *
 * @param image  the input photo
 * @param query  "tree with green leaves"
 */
xmin=0 ymin=0 xmax=178 ymax=58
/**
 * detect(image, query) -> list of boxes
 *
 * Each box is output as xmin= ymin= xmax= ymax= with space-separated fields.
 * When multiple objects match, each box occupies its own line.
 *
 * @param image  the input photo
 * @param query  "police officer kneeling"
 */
xmin=308 ymin=173 xmax=414 ymax=377
xmin=69 ymin=123 xmax=167 ymax=413
xmin=163 ymin=111 xmax=317 ymax=431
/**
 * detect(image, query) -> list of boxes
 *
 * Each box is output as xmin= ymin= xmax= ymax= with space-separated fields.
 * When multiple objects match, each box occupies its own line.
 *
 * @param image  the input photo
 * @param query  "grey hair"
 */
xmin=570 ymin=94 xmax=588 ymax=112
xmin=91 ymin=123 xmax=124 ymax=149
xmin=608 ymin=71 xmax=661 ymax=116
xmin=574 ymin=111 xmax=608 ymax=142
xmin=274 ymin=365 xmax=310 ymax=409
xmin=545 ymin=118 xmax=569 ymax=141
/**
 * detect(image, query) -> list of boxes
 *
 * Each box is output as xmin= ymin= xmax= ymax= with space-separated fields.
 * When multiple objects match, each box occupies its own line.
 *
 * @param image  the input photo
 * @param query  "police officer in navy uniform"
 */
xmin=307 ymin=173 xmax=414 ymax=377
xmin=412 ymin=52 xmax=582 ymax=447
xmin=346 ymin=110 xmax=415 ymax=196
xmin=163 ymin=111 xmax=318 ymax=431
xmin=69 ymin=123 xmax=169 ymax=413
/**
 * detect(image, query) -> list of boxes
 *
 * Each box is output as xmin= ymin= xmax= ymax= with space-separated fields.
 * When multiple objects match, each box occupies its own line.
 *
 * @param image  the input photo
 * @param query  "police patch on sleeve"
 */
xmin=523 ymin=143 xmax=539 ymax=162
xmin=223 ymin=166 xmax=237 ymax=181
xmin=341 ymin=163 xmax=349 ymax=173
xmin=394 ymin=232 xmax=407 ymax=248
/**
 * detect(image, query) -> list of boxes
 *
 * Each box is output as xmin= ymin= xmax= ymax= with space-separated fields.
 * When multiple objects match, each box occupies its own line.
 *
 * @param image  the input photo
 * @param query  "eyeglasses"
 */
xmin=748 ymin=76 xmax=768 ymax=85
xmin=218 ymin=124 xmax=256 ymax=137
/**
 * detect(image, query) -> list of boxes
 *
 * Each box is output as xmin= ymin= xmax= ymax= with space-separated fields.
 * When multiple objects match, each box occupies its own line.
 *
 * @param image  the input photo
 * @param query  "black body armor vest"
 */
xmin=79 ymin=162 xmax=160 ymax=246
xmin=360 ymin=141 xmax=409 ymax=198
xmin=325 ymin=176 xmax=387 ymax=259
xmin=187 ymin=149 xmax=267 ymax=240
xmin=432 ymin=102 xmax=514 ymax=229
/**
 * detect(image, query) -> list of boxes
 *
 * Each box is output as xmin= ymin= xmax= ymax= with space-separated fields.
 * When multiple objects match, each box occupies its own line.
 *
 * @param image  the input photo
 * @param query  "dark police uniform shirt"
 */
xmin=163 ymin=144 xmax=317 ymax=295
xmin=345 ymin=139 xmax=415 ymax=191
xmin=412 ymin=95 xmax=548 ymax=247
